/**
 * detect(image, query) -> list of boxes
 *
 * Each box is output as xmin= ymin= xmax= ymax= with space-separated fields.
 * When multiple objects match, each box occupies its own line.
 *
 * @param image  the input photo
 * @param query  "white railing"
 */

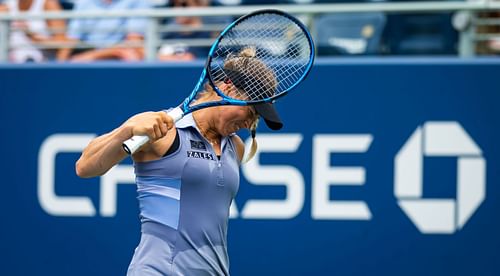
xmin=0 ymin=1 xmax=499 ymax=62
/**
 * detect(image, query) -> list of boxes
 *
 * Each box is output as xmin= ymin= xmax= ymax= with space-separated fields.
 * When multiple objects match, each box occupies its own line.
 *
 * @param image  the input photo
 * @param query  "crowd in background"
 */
xmin=0 ymin=0 xmax=499 ymax=63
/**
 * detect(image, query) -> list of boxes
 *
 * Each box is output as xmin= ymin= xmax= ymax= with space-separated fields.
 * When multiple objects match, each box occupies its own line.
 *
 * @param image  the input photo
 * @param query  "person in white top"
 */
xmin=0 ymin=0 xmax=68 ymax=62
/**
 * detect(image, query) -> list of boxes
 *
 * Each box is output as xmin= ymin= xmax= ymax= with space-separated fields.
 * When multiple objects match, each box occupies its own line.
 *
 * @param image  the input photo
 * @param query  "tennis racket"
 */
xmin=123 ymin=9 xmax=315 ymax=154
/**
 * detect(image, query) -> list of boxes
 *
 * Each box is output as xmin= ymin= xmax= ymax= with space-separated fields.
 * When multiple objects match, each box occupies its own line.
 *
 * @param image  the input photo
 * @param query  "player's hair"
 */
xmin=224 ymin=47 xmax=276 ymax=163
xmin=223 ymin=47 xmax=278 ymax=100
xmin=197 ymin=47 xmax=274 ymax=162
xmin=242 ymin=118 xmax=259 ymax=163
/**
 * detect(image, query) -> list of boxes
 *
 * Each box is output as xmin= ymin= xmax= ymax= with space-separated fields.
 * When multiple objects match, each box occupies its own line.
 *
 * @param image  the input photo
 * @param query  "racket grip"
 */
xmin=122 ymin=107 xmax=185 ymax=155
xmin=122 ymin=135 xmax=149 ymax=155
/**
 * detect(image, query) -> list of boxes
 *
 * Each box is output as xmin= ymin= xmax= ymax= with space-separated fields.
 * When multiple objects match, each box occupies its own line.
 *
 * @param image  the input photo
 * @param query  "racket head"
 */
xmin=206 ymin=9 xmax=315 ymax=105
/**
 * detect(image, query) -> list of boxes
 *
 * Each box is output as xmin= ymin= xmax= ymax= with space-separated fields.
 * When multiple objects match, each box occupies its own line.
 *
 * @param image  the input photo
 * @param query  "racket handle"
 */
xmin=122 ymin=135 xmax=149 ymax=155
xmin=122 ymin=107 xmax=185 ymax=155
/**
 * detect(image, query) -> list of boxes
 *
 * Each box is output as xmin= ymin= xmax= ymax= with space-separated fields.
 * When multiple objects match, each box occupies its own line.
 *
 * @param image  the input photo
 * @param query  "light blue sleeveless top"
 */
xmin=132 ymin=113 xmax=240 ymax=275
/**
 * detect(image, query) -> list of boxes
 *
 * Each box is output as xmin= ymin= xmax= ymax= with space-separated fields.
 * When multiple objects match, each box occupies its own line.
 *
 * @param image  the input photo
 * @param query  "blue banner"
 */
xmin=0 ymin=58 xmax=499 ymax=276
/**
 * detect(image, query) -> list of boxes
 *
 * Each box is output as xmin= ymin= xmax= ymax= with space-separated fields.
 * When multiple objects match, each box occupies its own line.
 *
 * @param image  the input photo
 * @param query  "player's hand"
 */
xmin=125 ymin=111 xmax=174 ymax=142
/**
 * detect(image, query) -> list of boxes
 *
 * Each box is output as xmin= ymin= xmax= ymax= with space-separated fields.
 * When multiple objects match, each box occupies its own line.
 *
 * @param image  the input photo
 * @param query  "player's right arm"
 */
xmin=76 ymin=111 xmax=173 ymax=178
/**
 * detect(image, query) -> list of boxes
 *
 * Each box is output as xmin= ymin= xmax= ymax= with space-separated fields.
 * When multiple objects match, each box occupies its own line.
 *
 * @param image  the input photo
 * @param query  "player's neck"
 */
xmin=193 ymin=110 xmax=221 ymax=145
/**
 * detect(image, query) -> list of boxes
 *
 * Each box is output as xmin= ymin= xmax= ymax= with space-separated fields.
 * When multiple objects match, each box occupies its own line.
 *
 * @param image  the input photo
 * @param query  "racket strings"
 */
xmin=210 ymin=12 xmax=312 ymax=102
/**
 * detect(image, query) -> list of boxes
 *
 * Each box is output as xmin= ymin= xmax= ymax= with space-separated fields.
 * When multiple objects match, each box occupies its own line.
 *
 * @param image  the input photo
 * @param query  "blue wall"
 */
xmin=0 ymin=58 xmax=499 ymax=276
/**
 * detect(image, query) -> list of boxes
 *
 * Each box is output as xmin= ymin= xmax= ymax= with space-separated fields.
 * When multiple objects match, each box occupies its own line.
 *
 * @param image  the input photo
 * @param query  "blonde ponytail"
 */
xmin=242 ymin=119 xmax=259 ymax=163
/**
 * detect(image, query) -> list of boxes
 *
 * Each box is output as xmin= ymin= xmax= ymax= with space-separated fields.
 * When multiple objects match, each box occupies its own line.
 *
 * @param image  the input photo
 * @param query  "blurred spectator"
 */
xmin=0 ymin=0 xmax=68 ymax=62
xmin=158 ymin=0 xmax=232 ymax=61
xmin=59 ymin=0 xmax=151 ymax=61
xmin=490 ymin=38 xmax=500 ymax=53
xmin=485 ymin=11 xmax=500 ymax=54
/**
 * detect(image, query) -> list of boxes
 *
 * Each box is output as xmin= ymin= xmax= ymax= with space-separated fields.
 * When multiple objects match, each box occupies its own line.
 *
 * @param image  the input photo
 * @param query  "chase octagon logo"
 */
xmin=395 ymin=121 xmax=486 ymax=234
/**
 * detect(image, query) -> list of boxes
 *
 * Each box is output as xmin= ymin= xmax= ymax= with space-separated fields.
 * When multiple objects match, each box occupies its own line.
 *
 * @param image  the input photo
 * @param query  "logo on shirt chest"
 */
xmin=187 ymin=150 xmax=215 ymax=161
xmin=190 ymin=140 xmax=207 ymax=150
xmin=188 ymin=140 xmax=215 ymax=160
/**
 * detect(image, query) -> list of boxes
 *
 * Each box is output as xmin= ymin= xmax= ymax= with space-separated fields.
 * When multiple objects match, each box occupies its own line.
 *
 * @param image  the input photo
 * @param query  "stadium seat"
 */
xmin=385 ymin=13 xmax=458 ymax=55
xmin=213 ymin=0 xmax=242 ymax=6
xmin=313 ymin=12 xmax=386 ymax=55
xmin=59 ymin=0 xmax=74 ymax=10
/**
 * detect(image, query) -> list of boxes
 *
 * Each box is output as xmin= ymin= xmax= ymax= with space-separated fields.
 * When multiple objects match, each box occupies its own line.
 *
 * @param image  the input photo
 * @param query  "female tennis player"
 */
xmin=76 ymin=48 xmax=283 ymax=275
